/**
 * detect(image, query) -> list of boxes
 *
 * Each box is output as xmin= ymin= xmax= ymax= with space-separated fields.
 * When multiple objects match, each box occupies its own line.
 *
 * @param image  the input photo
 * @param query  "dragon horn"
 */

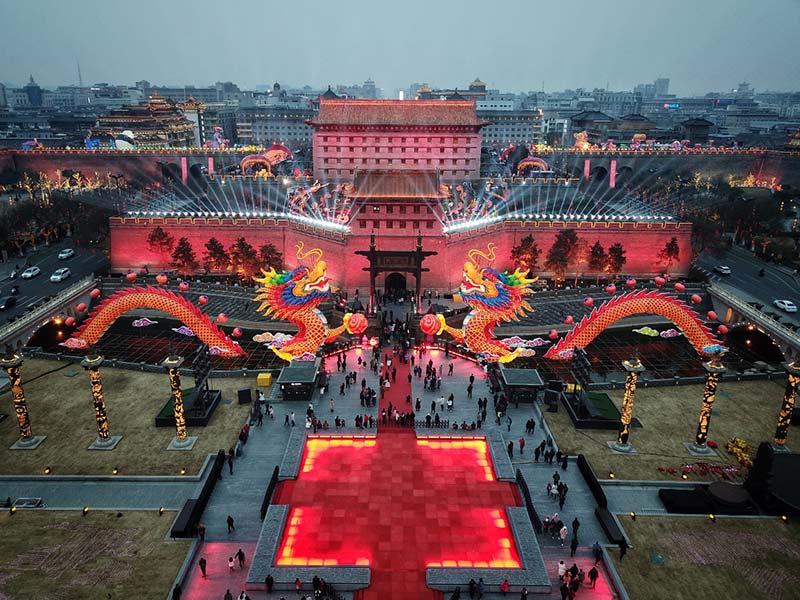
xmin=467 ymin=243 xmax=497 ymax=266
xmin=295 ymin=241 xmax=323 ymax=267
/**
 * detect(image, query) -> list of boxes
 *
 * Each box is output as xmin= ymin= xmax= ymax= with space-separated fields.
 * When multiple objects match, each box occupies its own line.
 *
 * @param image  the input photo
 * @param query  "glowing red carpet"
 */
xmin=273 ymin=434 xmax=522 ymax=599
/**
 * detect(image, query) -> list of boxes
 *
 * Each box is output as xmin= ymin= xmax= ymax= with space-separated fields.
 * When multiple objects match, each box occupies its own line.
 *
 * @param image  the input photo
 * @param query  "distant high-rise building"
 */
xmin=654 ymin=78 xmax=670 ymax=97
xmin=23 ymin=75 xmax=43 ymax=107
xmin=362 ymin=78 xmax=378 ymax=99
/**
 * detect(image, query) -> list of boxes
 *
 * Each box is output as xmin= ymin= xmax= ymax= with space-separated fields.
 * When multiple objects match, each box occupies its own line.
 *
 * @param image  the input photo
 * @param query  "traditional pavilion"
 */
xmin=89 ymin=93 xmax=196 ymax=148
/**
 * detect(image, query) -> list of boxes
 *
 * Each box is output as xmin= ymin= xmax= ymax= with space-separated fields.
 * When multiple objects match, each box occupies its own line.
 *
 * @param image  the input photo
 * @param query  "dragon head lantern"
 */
xmin=434 ymin=243 xmax=538 ymax=363
xmin=459 ymin=243 xmax=537 ymax=318
xmin=253 ymin=243 xmax=353 ymax=362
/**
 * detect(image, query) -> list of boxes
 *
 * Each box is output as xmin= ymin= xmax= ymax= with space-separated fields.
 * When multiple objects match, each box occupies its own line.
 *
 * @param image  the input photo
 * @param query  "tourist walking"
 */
xmin=330 ymin=397 xmax=335 ymax=412
xmin=559 ymin=524 xmax=568 ymax=546
xmin=588 ymin=566 xmax=599 ymax=588
xmin=226 ymin=515 xmax=235 ymax=533
xmin=172 ymin=584 xmax=181 ymax=600
xmin=570 ymin=535 xmax=578 ymax=557
xmin=236 ymin=547 xmax=246 ymax=568
xmin=198 ymin=556 xmax=207 ymax=577
xmin=228 ymin=453 xmax=234 ymax=475
xmin=197 ymin=522 xmax=205 ymax=541
xmin=228 ymin=556 xmax=235 ymax=572
xmin=519 ymin=438 xmax=525 ymax=454
xmin=224 ymin=590 xmax=233 ymax=600
xmin=507 ymin=441 xmax=514 ymax=458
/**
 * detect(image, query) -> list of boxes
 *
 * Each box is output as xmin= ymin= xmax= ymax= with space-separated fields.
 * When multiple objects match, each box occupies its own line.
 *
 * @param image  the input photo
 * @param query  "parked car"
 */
xmin=20 ymin=266 xmax=41 ymax=279
xmin=773 ymin=299 xmax=798 ymax=313
xmin=0 ymin=296 xmax=16 ymax=310
xmin=57 ymin=248 xmax=75 ymax=260
xmin=50 ymin=267 xmax=71 ymax=282
xmin=713 ymin=265 xmax=732 ymax=275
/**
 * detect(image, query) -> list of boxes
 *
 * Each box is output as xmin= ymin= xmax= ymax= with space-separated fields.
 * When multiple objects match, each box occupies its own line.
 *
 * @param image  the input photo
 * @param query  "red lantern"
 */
xmin=707 ymin=310 xmax=718 ymax=321
xmin=348 ymin=313 xmax=368 ymax=335
xmin=126 ymin=272 xmax=137 ymax=283
xmin=419 ymin=313 xmax=440 ymax=336
xmin=90 ymin=288 xmax=101 ymax=299
xmin=75 ymin=302 xmax=87 ymax=313
xmin=690 ymin=294 xmax=702 ymax=304
xmin=625 ymin=278 xmax=637 ymax=289
xmin=198 ymin=295 xmax=209 ymax=305
xmin=232 ymin=327 xmax=242 ymax=338
xmin=564 ymin=315 xmax=574 ymax=325
xmin=717 ymin=324 xmax=729 ymax=335
xmin=548 ymin=329 xmax=559 ymax=340
xmin=65 ymin=316 xmax=75 ymax=326
xmin=674 ymin=282 xmax=686 ymax=293
xmin=654 ymin=276 xmax=666 ymax=287
xmin=583 ymin=297 xmax=594 ymax=307
xmin=179 ymin=281 xmax=190 ymax=292
xmin=605 ymin=284 xmax=617 ymax=295
xmin=139 ymin=267 xmax=147 ymax=274
xmin=217 ymin=313 xmax=228 ymax=323
xmin=156 ymin=273 xmax=168 ymax=285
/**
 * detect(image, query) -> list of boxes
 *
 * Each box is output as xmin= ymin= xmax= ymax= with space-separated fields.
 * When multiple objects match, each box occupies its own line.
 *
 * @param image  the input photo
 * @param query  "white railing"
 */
xmin=0 ymin=275 xmax=97 ymax=343
xmin=707 ymin=283 xmax=800 ymax=349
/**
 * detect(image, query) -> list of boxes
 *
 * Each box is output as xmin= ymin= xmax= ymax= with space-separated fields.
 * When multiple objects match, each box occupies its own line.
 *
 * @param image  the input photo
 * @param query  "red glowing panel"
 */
xmin=273 ymin=433 xmax=522 ymax=591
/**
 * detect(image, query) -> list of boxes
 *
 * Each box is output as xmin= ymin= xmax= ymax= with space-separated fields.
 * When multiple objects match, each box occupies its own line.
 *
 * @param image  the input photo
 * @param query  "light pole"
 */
xmin=688 ymin=352 xmax=726 ymax=455
xmin=610 ymin=356 xmax=645 ymax=453
xmin=161 ymin=355 xmax=196 ymax=450
xmin=2 ymin=353 xmax=47 ymax=449
xmin=82 ymin=354 xmax=122 ymax=450
xmin=773 ymin=360 xmax=800 ymax=451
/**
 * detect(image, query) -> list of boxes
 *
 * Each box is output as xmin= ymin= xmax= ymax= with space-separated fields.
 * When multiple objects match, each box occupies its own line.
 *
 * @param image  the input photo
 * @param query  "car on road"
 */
xmin=57 ymin=248 xmax=75 ymax=260
xmin=21 ymin=266 xmax=41 ymax=279
xmin=773 ymin=299 xmax=798 ymax=313
xmin=50 ymin=267 xmax=71 ymax=282
xmin=0 ymin=296 xmax=16 ymax=310
xmin=713 ymin=265 xmax=732 ymax=275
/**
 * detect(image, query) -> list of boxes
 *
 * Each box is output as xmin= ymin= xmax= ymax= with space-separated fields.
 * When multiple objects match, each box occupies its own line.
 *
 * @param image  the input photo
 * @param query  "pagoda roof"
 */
xmin=310 ymin=98 xmax=484 ymax=127
xmin=347 ymin=171 xmax=448 ymax=200
xmin=619 ymin=113 xmax=653 ymax=122
xmin=570 ymin=110 xmax=614 ymax=123
xmin=321 ymin=86 xmax=339 ymax=100
xmin=681 ymin=117 xmax=714 ymax=126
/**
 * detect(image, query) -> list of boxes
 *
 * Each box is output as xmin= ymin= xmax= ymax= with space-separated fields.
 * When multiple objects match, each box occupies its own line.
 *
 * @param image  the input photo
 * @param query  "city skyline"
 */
xmin=1 ymin=0 xmax=799 ymax=96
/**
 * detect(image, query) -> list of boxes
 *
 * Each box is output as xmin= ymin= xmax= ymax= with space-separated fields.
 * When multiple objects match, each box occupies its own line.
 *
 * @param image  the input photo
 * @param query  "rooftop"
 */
xmin=310 ymin=98 xmax=484 ymax=127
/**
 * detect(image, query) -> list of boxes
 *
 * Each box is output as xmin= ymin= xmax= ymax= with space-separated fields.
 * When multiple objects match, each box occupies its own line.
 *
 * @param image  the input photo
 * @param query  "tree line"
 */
xmin=146 ymin=226 xmax=284 ymax=279
xmin=510 ymin=231 xmax=680 ymax=284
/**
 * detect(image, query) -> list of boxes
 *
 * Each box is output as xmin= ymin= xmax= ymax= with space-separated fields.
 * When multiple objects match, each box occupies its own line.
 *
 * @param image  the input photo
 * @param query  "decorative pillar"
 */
xmin=161 ymin=355 xmax=196 ymax=450
xmin=689 ymin=353 xmax=726 ymax=454
xmin=609 ymin=159 xmax=617 ymax=189
xmin=583 ymin=159 xmax=591 ymax=180
xmin=180 ymin=156 xmax=188 ymax=183
xmin=82 ymin=354 xmax=122 ymax=450
xmin=1 ymin=353 xmax=45 ymax=449
xmin=610 ymin=357 xmax=645 ymax=453
xmin=208 ymin=156 xmax=215 ymax=175
xmin=415 ymin=231 xmax=423 ymax=314
xmin=773 ymin=360 xmax=800 ymax=449
xmin=368 ymin=231 xmax=376 ymax=314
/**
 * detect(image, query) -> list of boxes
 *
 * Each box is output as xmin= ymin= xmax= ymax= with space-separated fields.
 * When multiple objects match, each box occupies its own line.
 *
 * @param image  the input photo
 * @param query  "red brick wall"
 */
xmin=111 ymin=218 xmax=691 ymax=292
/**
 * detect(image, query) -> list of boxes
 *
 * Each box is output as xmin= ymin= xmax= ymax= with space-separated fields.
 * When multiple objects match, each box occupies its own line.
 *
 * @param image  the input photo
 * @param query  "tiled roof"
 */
xmin=311 ymin=99 xmax=484 ymax=127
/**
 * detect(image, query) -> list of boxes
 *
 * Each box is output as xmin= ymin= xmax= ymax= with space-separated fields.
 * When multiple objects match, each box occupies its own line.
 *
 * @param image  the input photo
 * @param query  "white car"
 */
xmin=20 ymin=266 xmax=41 ymax=279
xmin=773 ymin=299 xmax=798 ymax=313
xmin=57 ymin=248 xmax=75 ymax=260
xmin=713 ymin=265 xmax=732 ymax=275
xmin=50 ymin=267 xmax=71 ymax=282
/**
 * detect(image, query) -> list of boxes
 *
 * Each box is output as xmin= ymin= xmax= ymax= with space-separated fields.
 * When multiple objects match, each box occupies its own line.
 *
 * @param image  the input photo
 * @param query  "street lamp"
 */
xmin=161 ymin=355 xmax=197 ymax=450
xmin=1 ymin=353 xmax=46 ymax=449
xmin=82 ymin=354 xmax=122 ymax=450
xmin=610 ymin=356 xmax=645 ymax=453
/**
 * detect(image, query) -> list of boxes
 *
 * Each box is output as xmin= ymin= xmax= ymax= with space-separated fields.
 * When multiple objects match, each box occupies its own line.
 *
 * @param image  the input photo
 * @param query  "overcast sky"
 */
xmin=2 ymin=0 xmax=799 ymax=96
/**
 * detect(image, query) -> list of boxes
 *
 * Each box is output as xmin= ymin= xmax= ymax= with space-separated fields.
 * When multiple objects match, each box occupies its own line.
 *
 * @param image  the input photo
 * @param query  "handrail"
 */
xmin=0 ymin=275 xmax=97 ymax=342
xmin=707 ymin=283 xmax=800 ymax=347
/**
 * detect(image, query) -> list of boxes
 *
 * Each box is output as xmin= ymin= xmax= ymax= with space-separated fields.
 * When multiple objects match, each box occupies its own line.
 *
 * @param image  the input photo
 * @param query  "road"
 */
xmin=697 ymin=244 xmax=800 ymax=327
xmin=0 ymin=242 xmax=108 ymax=323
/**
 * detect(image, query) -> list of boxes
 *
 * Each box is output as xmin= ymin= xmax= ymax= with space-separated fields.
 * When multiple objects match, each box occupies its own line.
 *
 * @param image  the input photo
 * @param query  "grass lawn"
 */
xmin=0 ymin=358 xmax=255 ymax=475
xmin=545 ymin=379 xmax=798 ymax=481
xmin=607 ymin=516 xmax=800 ymax=600
xmin=0 ymin=510 xmax=190 ymax=600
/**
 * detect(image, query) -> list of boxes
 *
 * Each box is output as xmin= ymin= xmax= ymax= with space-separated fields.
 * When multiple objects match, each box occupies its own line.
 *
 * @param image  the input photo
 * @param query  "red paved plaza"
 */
xmin=273 ymin=432 xmax=522 ymax=599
